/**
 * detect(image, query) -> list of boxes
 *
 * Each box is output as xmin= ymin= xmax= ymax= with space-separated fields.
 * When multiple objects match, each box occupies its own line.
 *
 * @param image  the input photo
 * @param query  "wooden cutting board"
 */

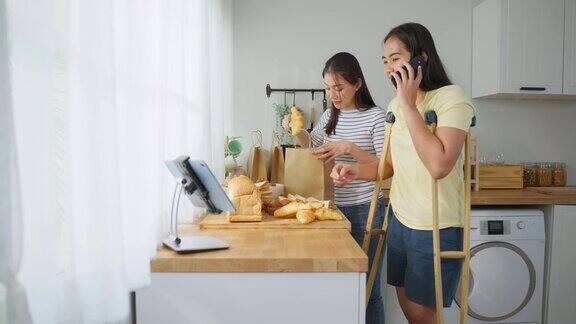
xmin=200 ymin=210 xmax=351 ymax=230
xmin=527 ymin=186 xmax=576 ymax=196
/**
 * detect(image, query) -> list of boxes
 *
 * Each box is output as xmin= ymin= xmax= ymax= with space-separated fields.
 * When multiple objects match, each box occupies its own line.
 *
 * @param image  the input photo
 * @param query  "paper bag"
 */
xmin=284 ymin=147 xmax=334 ymax=201
xmin=269 ymin=132 xmax=285 ymax=184
xmin=247 ymin=130 xmax=268 ymax=182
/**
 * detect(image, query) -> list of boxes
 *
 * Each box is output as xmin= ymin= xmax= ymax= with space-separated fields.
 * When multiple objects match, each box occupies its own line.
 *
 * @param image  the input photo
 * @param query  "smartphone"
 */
xmin=391 ymin=55 xmax=427 ymax=88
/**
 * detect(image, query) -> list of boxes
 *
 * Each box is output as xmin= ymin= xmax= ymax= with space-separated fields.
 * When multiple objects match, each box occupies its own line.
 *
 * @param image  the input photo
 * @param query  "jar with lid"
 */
xmin=522 ymin=162 xmax=538 ymax=187
xmin=552 ymin=162 xmax=567 ymax=187
xmin=537 ymin=162 xmax=553 ymax=187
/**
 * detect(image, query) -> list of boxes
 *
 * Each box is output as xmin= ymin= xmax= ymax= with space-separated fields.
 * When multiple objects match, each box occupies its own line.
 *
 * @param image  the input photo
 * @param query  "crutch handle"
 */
xmin=369 ymin=228 xmax=386 ymax=236
xmin=440 ymin=251 xmax=467 ymax=259
xmin=386 ymin=111 xmax=396 ymax=123
xmin=424 ymin=110 xmax=437 ymax=124
xmin=426 ymin=111 xmax=477 ymax=128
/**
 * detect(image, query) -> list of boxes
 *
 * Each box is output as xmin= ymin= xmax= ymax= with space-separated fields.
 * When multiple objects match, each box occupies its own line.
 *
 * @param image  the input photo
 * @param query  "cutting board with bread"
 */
xmin=200 ymin=175 xmax=351 ymax=230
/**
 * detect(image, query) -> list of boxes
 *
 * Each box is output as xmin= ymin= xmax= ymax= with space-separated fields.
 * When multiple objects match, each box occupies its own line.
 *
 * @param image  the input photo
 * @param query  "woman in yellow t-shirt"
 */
xmin=331 ymin=23 xmax=475 ymax=324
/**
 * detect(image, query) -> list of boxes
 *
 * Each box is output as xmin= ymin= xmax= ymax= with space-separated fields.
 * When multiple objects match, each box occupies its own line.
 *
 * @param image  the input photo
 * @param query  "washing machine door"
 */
xmin=454 ymin=242 xmax=536 ymax=321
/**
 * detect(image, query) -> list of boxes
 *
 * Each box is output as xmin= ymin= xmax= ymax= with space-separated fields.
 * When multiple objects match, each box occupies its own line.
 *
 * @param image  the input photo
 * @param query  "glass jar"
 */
xmin=552 ymin=162 xmax=567 ymax=187
xmin=522 ymin=162 xmax=538 ymax=187
xmin=537 ymin=162 xmax=553 ymax=187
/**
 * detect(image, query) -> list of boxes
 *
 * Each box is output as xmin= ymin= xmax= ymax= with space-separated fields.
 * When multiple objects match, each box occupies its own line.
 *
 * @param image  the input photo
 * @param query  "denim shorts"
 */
xmin=386 ymin=205 xmax=463 ymax=308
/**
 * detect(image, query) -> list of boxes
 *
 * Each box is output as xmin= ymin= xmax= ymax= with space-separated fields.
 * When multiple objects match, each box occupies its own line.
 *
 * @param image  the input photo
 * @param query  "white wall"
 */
xmin=232 ymin=0 xmax=576 ymax=184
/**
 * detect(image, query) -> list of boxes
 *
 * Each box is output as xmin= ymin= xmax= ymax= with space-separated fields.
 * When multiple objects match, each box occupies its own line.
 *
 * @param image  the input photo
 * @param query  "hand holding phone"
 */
xmin=391 ymin=55 xmax=427 ymax=88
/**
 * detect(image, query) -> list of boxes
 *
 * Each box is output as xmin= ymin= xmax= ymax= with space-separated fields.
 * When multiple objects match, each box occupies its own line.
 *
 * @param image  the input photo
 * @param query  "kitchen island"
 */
xmin=136 ymin=188 xmax=576 ymax=324
xmin=136 ymin=225 xmax=368 ymax=324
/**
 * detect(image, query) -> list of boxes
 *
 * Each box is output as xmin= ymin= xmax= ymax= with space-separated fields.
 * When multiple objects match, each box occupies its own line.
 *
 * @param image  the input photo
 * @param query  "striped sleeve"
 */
xmin=310 ymin=109 xmax=330 ymax=148
xmin=371 ymin=107 xmax=387 ymax=157
xmin=326 ymin=107 xmax=385 ymax=206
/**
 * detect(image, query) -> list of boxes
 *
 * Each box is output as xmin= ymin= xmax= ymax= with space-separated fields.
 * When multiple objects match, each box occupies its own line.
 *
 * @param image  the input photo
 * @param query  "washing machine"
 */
xmin=445 ymin=208 xmax=545 ymax=323
xmin=383 ymin=208 xmax=545 ymax=324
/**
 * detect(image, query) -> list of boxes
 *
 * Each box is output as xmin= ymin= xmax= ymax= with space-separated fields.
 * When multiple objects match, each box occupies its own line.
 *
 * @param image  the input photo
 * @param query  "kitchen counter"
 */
xmin=149 ymin=188 xmax=576 ymax=274
xmin=151 ymin=225 xmax=367 ymax=273
xmin=382 ymin=188 xmax=576 ymax=205
xmin=471 ymin=189 xmax=576 ymax=205
xmin=138 ymin=225 xmax=368 ymax=324
xmin=138 ymin=188 xmax=576 ymax=324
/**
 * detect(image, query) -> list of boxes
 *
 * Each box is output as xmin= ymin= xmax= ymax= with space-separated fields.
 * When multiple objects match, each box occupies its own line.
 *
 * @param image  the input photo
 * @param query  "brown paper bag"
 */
xmin=247 ymin=130 xmax=268 ymax=182
xmin=284 ymin=146 xmax=334 ymax=201
xmin=269 ymin=132 xmax=285 ymax=184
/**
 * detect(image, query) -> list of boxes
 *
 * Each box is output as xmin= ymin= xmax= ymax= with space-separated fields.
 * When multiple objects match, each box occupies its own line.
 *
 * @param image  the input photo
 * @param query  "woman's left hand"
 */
xmin=391 ymin=62 xmax=423 ymax=110
xmin=312 ymin=141 xmax=351 ymax=163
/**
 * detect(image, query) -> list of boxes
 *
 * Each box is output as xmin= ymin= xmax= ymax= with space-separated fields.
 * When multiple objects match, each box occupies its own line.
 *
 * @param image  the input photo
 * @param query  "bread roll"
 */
xmin=314 ymin=208 xmax=343 ymax=221
xmin=296 ymin=210 xmax=316 ymax=224
xmin=273 ymin=202 xmax=312 ymax=218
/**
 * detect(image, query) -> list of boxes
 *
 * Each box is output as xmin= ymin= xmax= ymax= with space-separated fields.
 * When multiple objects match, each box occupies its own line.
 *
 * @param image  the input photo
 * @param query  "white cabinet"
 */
xmin=565 ymin=0 xmax=576 ymax=95
xmin=472 ymin=0 xmax=574 ymax=99
xmin=137 ymin=272 xmax=366 ymax=324
xmin=543 ymin=205 xmax=576 ymax=324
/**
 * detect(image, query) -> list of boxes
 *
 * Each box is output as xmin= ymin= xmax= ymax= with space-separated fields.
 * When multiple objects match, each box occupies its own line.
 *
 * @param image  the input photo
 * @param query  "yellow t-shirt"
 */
xmin=388 ymin=85 xmax=475 ymax=230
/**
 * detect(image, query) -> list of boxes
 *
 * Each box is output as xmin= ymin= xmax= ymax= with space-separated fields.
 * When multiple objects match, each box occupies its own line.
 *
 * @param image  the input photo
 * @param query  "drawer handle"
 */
xmin=520 ymin=86 xmax=546 ymax=91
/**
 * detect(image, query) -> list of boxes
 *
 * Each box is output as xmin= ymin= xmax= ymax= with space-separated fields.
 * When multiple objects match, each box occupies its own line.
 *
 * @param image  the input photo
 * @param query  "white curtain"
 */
xmin=1 ymin=0 xmax=33 ymax=322
xmin=5 ymin=0 xmax=232 ymax=323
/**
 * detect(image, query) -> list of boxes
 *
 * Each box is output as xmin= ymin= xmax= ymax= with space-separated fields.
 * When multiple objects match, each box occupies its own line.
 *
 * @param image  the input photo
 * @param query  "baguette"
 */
xmin=296 ymin=210 xmax=316 ymax=224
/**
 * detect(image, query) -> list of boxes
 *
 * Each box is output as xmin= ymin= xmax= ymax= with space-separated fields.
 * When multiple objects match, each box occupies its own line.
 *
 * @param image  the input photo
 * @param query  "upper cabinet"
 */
xmin=565 ymin=0 xmax=576 ymax=95
xmin=472 ymin=0 xmax=575 ymax=99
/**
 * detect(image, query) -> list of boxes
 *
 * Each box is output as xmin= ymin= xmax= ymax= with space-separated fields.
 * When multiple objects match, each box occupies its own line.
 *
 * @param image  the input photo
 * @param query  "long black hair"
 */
xmin=384 ymin=23 xmax=452 ymax=91
xmin=322 ymin=52 xmax=376 ymax=136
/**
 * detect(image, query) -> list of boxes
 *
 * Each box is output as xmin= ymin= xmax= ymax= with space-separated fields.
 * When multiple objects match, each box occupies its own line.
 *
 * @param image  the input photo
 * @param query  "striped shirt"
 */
xmin=311 ymin=107 xmax=386 ymax=206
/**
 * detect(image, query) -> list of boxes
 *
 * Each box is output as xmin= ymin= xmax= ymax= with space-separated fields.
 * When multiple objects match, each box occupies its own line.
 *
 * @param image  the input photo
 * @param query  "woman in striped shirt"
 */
xmin=287 ymin=52 xmax=387 ymax=324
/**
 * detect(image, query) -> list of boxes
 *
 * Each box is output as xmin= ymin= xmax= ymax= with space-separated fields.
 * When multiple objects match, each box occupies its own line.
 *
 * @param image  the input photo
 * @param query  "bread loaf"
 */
xmin=227 ymin=175 xmax=262 ymax=222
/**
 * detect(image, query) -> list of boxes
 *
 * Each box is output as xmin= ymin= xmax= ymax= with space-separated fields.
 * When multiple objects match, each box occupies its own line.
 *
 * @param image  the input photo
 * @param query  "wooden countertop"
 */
xmin=471 ymin=189 xmax=576 ymax=205
xmin=152 ymin=188 xmax=575 ymax=273
xmin=382 ymin=188 xmax=576 ymax=205
xmin=151 ymin=225 xmax=368 ymax=273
